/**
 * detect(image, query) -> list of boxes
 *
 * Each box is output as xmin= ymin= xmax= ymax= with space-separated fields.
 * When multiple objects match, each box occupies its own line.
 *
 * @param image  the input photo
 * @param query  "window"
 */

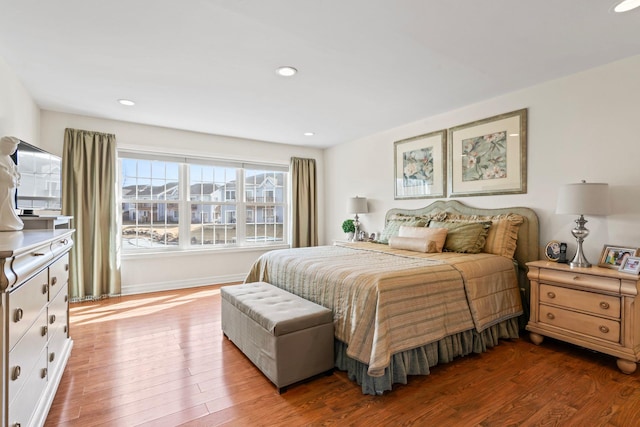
xmin=120 ymin=153 xmax=288 ymax=251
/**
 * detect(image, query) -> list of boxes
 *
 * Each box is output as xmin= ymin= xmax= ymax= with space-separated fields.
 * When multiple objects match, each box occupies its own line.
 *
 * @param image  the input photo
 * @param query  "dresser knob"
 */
xmin=547 ymin=292 xmax=556 ymax=299
xmin=546 ymin=312 xmax=555 ymax=320
xmin=573 ymin=276 xmax=580 ymax=281
xmin=51 ymin=277 xmax=58 ymax=286
xmin=14 ymin=308 xmax=23 ymax=322
xmin=599 ymin=325 xmax=610 ymax=334
xmin=42 ymin=284 xmax=48 ymax=294
xmin=11 ymin=365 xmax=21 ymax=381
xmin=50 ymin=352 xmax=56 ymax=362
xmin=41 ymin=368 xmax=48 ymax=379
xmin=33 ymin=252 xmax=46 ymax=257
xmin=42 ymin=325 xmax=48 ymax=336
xmin=50 ymin=314 xmax=56 ymax=324
xmin=600 ymin=302 xmax=610 ymax=310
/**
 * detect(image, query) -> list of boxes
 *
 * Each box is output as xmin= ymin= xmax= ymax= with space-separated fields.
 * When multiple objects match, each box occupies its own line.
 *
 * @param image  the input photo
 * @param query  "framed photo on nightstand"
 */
xmin=598 ymin=244 xmax=639 ymax=269
xmin=619 ymin=256 xmax=640 ymax=275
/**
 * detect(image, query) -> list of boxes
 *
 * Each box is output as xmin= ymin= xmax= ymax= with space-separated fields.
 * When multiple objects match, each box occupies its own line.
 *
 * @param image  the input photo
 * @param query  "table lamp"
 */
xmin=556 ymin=181 xmax=609 ymax=268
xmin=348 ymin=196 xmax=368 ymax=241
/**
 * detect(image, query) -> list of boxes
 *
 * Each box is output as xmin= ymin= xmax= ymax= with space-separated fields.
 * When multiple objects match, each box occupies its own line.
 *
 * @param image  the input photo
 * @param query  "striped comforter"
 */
xmin=245 ymin=242 xmax=522 ymax=377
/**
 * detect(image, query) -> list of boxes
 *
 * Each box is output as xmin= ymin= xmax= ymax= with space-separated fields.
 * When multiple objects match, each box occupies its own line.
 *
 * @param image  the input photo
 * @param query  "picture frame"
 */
xmin=598 ymin=244 xmax=639 ymax=269
xmin=394 ymin=129 xmax=446 ymax=199
xmin=619 ymin=256 xmax=640 ymax=275
xmin=545 ymin=240 xmax=561 ymax=262
xmin=447 ymin=109 xmax=527 ymax=197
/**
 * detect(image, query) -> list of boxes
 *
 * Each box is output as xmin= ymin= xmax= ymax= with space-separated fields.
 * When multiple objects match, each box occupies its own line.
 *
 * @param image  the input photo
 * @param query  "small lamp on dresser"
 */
xmin=556 ymin=180 xmax=609 ymax=268
xmin=347 ymin=196 xmax=368 ymax=241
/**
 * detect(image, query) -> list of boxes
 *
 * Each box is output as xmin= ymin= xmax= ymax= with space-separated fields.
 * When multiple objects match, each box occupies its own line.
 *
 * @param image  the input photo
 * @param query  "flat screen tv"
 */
xmin=10 ymin=141 xmax=62 ymax=215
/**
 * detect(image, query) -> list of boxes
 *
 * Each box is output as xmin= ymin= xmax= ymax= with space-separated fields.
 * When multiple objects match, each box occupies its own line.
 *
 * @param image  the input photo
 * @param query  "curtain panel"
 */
xmin=62 ymin=128 xmax=121 ymax=301
xmin=290 ymin=157 xmax=318 ymax=248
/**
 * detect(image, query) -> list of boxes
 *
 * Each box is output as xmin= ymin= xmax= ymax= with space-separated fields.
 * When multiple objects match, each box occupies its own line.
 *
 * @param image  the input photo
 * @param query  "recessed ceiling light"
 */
xmin=614 ymin=0 xmax=640 ymax=12
xmin=303 ymin=132 xmax=315 ymax=136
xmin=275 ymin=66 xmax=297 ymax=77
xmin=118 ymin=99 xmax=135 ymax=106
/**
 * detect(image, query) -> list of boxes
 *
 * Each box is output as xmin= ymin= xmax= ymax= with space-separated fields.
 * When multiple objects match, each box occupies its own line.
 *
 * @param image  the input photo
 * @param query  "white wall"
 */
xmin=0 ymin=56 xmax=40 ymax=145
xmin=40 ymin=111 xmax=325 ymax=294
xmin=325 ymin=54 xmax=640 ymax=265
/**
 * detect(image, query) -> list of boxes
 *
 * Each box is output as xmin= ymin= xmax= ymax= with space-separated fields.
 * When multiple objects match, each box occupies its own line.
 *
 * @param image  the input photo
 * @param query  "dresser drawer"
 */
xmin=8 ymin=309 xmax=48 ymax=405
xmin=8 ymin=268 xmax=49 ymax=350
xmin=539 ymin=269 xmax=620 ymax=292
xmin=49 ymin=253 xmax=70 ymax=301
xmin=539 ymin=304 xmax=620 ymax=343
xmin=48 ymin=285 xmax=69 ymax=341
xmin=8 ymin=346 xmax=48 ymax=427
xmin=540 ymin=284 xmax=621 ymax=319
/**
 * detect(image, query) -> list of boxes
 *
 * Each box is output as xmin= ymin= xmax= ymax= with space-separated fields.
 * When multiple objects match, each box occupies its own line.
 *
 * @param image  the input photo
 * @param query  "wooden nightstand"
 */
xmin=526 ymin=260 xmax=640 ymax=374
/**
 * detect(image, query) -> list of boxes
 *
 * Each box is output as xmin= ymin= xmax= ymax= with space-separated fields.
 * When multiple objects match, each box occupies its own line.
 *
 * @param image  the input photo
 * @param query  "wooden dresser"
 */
xmin=527 ymin=260 xmax=640 ymax=374
xmin=0 ymin=229 xmax=74 ymax=427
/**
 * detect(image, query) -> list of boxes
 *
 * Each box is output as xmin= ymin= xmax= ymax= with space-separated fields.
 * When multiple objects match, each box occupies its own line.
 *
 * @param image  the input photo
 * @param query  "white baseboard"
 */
xmin=121 ymin=274 xmax=246 ymax=295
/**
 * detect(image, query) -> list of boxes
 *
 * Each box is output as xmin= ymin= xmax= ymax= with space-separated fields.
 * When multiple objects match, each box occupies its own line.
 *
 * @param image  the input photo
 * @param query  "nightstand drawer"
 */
xmin=540 ymin=284 xmax=620 ymax=318
xmin=539 ymin=269 xmax=619 ymax=292
xmin=539 ymin=304 xmax=620 ymax=343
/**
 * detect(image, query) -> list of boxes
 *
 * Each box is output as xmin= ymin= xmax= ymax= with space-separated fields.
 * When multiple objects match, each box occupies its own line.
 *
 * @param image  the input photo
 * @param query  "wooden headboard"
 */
xmin=385 ymin=199 xmax=540 ymax=269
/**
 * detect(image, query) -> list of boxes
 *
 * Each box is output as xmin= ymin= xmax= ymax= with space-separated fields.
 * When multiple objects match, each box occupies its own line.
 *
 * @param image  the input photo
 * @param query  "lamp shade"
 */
xmin=556 ymin=182 xmax=609 ymax=216
xmin=348 ymin=196 xmax=368 ymax=214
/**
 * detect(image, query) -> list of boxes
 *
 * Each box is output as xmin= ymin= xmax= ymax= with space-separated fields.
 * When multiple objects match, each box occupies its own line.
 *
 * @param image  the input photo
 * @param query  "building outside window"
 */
xmin=119 ymin=153 xmax=288 ymax=251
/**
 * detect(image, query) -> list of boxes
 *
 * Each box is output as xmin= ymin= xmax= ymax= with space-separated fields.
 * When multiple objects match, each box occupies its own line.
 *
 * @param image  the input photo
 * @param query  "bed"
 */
xmin=245 ymin=200 xmax=539 ymax=394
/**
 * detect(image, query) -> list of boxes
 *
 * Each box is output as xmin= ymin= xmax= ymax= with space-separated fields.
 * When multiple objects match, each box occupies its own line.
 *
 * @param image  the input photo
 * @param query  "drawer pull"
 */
xmin=547 ymin=291 xmax=556 ymax=299
xmin=14 ymin=308 xmax=23 ymax=322
xmin=51 ymin=276 xmax=58 ymax=286
xmin=64 ymin=325 xmax=68 ymax=333
xmin=11 ymin=365 xmax=21 ymax=381
xmin=65 ymin=263 xmax=70 ymax=271
xmin=50 ymin=352 xmax=56 ymax=363
xmin=600 ymin=302 xmax=610 ymax=310
xmin=42 ymin=284 xmax=48 ymax=294
xmin=41 ymin=368 xmax=48 ymax=379
xmin=33 ymin=252 xmax=46 ymax=257
xmin=573 ymin=276 xmax=580 ymax=281
xmin=42 ymin=325 xmax=48 ymax=336
xmin=50 ymin=314 xmax=56 ymax=324
xmin=546 ymin=312 xmax=555 ymax=320
xmin=599 ymin=325 xmax=610 ymax=334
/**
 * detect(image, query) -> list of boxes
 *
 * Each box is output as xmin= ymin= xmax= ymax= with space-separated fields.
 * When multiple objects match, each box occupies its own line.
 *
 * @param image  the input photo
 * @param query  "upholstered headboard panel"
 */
xmin=385 ymin=200 xmax=540 ymax=268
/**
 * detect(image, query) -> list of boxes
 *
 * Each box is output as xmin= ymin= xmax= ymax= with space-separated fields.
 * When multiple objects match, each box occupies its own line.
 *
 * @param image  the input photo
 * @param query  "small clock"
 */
xmin=545 ymin=240 xmax=562 ymax=262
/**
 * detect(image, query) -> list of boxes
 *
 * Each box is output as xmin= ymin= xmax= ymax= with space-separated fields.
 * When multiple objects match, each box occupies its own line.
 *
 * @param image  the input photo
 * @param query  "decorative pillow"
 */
xmin=377 ymin=215 xmax=427 ymax=244
xmin=428 ymin=221 xmax=491 ymax=253
xmin=389 ymin=236 xmax=438 ymax=253
xmin=398 ymin=226 xmax=448 ymax=253
xmin=444 ymin=213 xmax=525 ymax=258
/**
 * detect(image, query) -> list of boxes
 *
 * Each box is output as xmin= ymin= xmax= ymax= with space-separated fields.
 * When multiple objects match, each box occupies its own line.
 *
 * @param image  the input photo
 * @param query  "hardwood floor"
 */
xmin=46 ymin=285 xmax=640 ymax=426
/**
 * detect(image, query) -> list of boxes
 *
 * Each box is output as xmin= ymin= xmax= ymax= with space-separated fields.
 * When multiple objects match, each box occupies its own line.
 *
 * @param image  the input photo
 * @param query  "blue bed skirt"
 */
xmin=334 ymin=317 xmax=520 ymax=395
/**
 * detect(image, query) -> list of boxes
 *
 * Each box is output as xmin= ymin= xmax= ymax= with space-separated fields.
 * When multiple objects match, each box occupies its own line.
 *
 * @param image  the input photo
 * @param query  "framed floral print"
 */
xmin=394 ymin=129 xmax=446 ymax=199
xmin=447 ymin=109 xmax=527 ymax=197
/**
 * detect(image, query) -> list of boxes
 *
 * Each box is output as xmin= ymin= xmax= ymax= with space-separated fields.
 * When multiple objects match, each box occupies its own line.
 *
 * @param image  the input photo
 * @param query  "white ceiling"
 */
xmin=1 ymin=0 xmax=639 ymax=148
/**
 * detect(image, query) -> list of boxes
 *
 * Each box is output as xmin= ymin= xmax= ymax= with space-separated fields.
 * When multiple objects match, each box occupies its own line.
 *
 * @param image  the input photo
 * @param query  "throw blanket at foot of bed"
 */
xmin=245 ymin=243 xmax=522 ymax=382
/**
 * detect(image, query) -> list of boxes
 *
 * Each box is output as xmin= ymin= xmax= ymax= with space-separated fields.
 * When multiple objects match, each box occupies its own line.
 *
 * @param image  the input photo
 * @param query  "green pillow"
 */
xmin=428 ymin=221 xmax=491 ymax=253
xmin=377 ymin=217 xmax=426 ymax=244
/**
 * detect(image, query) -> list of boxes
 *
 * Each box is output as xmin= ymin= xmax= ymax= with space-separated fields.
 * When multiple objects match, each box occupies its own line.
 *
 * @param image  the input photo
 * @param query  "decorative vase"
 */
xmin=345 ymin=232 xmax=354 ymax=241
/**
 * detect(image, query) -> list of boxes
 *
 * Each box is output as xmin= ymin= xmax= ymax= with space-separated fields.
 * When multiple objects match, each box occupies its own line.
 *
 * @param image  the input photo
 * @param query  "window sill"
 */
xmin=121 ymin=243 xmax=290 ymax=259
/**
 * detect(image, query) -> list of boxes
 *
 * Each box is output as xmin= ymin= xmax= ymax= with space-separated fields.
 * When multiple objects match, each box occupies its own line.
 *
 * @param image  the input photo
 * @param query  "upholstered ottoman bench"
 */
xmin=221 ymin=282 xmax=334 ymax=393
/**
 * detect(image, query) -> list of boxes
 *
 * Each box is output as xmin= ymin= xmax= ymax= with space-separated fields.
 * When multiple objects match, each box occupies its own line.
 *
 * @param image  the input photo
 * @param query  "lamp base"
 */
xmin=569 ymin=214 xmax=592 ymax=268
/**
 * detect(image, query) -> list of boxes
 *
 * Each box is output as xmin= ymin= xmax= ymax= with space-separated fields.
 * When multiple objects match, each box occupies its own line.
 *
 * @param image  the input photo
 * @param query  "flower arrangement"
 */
xmin=341 ymin=219 xmax=355 ymax=233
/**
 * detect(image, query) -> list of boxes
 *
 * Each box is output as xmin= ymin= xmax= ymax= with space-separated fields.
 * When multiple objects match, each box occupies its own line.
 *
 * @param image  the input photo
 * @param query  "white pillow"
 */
xmin=398 ymin=226 xmax=448 ymax=253
xmin=389 ymin=236 xmax=437 ymax=253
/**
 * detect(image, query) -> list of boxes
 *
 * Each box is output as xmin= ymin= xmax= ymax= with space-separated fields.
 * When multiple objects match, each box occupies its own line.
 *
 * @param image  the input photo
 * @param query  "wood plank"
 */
xmin=45 ymin=285 xmax=640 ymax=426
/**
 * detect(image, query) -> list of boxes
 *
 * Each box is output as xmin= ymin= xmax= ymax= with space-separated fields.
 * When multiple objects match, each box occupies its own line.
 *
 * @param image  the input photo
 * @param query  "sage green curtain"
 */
xmin=290 ymin=157 xmax=318 ymax=248
xmin=62 ymin=128 xmax=121 ymax=301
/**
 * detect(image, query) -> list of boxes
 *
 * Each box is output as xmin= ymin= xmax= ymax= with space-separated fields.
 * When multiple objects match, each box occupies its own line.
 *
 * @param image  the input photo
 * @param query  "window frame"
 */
xmin=118 ymin=150 xmax=289 ymax=253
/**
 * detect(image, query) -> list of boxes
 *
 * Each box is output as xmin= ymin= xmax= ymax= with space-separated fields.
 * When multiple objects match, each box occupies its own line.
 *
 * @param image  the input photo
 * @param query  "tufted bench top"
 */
xmin=221 ymin=282 xmax=333 ymax=336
